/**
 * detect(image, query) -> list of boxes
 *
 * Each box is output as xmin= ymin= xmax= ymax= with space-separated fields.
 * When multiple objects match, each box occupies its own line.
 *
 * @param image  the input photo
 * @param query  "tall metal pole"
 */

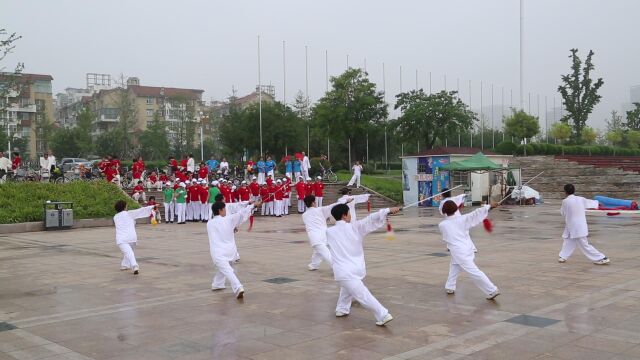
xmin=305 ymin=45 xmax=309 ymax=154
xmin=519 ymin=0 xmax=524 ymax=110
xmin=325 ymin=50 xmax=329 ymax=92
xmin=415 ymin=69 xmax=418 ymax=90
xmin=491 ymin=84 xmax=494 ymax=147
xmin=545 ymin=95 xmax=548 ymax=143
xmin=457 ymin=78 xmax=461 ymax=147
xmin=444 ymin=74 xmax=447 ymax=91
xmin=480 ymin=80 xmax=484 ymax=150
xmin=383 ymin=62 xmax=388 ymax=171
xmin=469 ymin=79 xmax=473 ymax=148
xmin=282 ymin=40 xmax=286 ymax=104
xmin=501 ymin=87 xmax=505 ymax=141
xmin=399 ymin=66 xmax=403 ymax=92
xmin=346 ymin=54 xmax=349 ymax=69
xmin=364 ymin=57 xmax=367 ymax=72
xmin=258 ymin=35 xmax=263 ymax=157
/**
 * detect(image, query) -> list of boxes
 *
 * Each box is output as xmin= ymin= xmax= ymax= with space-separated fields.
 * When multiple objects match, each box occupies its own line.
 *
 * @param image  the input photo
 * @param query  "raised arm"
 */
xmin=452 ymin=194 xmax=467 ymax=207
xmin=582 ymin=197 xmax=599 ymax=210
xmin=229 ymin=205 xmax=255 ymax=228
xmin=320 ymin=198 xmax=350 ymax=218
xmin=127 ymin=206 xmax=155 ymax=220
xmin=226 ymin=201 xmax=250 ymax=214
xmin=462 ymin=205 xmax=490 ymax=230
xmin=354 ymin=208 xmax=390 ymax=237
xmin=351 ymin=194 xmax=370 ymax=204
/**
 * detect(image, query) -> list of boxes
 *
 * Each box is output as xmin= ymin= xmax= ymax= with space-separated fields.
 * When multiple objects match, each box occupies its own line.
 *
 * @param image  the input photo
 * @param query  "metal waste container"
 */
xmin=44 ymin=201 xmax=74 ymax=230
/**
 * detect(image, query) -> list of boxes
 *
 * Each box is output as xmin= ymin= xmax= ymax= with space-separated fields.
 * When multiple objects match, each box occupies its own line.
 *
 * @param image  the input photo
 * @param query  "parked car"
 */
xmin=59 ymin=158 xmax=93 ymax=172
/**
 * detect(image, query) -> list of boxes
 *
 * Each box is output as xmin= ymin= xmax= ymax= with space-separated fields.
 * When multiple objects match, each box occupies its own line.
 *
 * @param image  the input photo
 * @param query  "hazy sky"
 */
xmin=2 ymin=0 xmax=639 ymax=130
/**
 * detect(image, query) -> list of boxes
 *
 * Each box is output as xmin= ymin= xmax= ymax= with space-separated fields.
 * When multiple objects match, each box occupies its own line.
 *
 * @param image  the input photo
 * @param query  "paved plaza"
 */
xmin=1 ymin=204 xmax=640 ymax=359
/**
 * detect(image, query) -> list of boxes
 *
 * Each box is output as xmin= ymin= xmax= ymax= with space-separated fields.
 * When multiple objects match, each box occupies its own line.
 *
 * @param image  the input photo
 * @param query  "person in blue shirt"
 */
xmin=257 ymin=157 xmax=266 ymax=184
xmin=293 ymin=158 xmax=302 ymax=183
xmin=285 ymin=156 xmax=293 ymax=179
xmin=206 ymin=156 xmax=218 ymax=173
xmin=265 ymin=156 xmax=276 ymax=178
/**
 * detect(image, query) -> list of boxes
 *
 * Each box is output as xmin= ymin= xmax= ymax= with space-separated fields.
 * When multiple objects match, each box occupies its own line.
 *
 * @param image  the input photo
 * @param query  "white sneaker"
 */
xmin=120 ymin=266 xmax=130 ymax=271
xmin=308 ymin=264 xmax=318 ymax=271
xmin=445 ymin=289 xmax=455 ymax=294
xmin=594 ymin=257 xmax=610 ymax=265
xmin=335 ymin=311 xmax=349 ymax=317
xmin=558 ymin=257 xmax=567 ymax=263
xmin=235 ymin=287 xmax=245 ymax=299
xmin=376 ymin=314 xmax=394 ymax=326
xmin=486 ymin=289 xmax=500 ymax=300
xmin=132 ymin=265 xmax=140 ymax=275
xmin=211 ymin=286 xmax=225 ymax=291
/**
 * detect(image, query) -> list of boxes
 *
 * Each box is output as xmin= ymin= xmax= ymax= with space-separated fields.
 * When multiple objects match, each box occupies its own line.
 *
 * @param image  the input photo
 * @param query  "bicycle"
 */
xmin=317 ymin=165 xmax=338 ymax=183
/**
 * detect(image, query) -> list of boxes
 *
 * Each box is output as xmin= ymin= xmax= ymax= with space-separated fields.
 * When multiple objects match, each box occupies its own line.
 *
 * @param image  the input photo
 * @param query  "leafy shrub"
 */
xmin=494 ymin=141 xmax=518 ymax=155
xmin=511 ymin=143 xmax=640 ymax=156
xmin=0 ymin=181 xmax=139 ymax=224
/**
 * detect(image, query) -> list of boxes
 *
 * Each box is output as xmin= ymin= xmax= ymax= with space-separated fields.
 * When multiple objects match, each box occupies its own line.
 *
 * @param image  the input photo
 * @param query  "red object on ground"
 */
xmin=483 ymin=218 xmax=493 ymax=233
xmin=248 ymin=215 xmax=254 ymax=231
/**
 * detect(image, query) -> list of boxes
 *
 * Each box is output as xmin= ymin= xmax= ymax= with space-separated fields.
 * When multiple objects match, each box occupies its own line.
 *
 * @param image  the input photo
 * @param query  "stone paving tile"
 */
xmin=1 ymin=205 xmax=640 ymax=359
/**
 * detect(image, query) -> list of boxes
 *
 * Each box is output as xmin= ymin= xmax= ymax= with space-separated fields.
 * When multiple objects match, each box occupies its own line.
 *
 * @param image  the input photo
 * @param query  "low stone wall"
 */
xmin=0 ymin=217 xmax=151 ymax=235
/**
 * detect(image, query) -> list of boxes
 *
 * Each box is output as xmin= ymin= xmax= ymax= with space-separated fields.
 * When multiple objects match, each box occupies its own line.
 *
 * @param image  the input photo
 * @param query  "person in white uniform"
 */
xmin=113 ymin=200 xmax=155 ymax=275
xmin=186 ymin=153 xmax=195 ymax=173
xmin=327 ymin=203 xmax=400 ymax=326
xmin=301 ymin=151 xmax=311 ymax=181
xmin=347 ymin=161 xmax=362 ymax=188
xmin=439 ymin=201 xmax=500 ymax=300
xmin=558 ymin=184 xmax=610 ymax=265
xmin=208 ymin=200 xmax=259 ymax=299
xmin=303 ymin=195 xmax=351 ymax=271
xmin=438 ymin=189 xmax=477 ymax=253
xmin=338 ymin=187 xmax=370 ymax=221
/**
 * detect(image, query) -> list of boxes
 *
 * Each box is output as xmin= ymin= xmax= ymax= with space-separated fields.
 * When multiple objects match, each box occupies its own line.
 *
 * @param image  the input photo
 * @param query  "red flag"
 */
xmin=248 ymin=214 xmax=254 ymax=231
xmin=482 ymin=218 xmax=493 ymax=233
xmin=385 ymin=219 xmax=396 ymax=241
xmin=367 ymin=200 xmax=371 ymax=213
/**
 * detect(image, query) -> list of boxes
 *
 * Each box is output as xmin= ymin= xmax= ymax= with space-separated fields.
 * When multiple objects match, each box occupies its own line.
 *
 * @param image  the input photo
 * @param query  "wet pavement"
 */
xmin=1 ymin=203 xmax=640 ymax=359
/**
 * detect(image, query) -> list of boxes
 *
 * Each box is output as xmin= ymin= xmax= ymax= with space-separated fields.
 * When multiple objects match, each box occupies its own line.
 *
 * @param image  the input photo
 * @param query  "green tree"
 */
xmin=627 ymin=130 xmax=640 ymax=149
xmin=50 ymin=127 xmax=81 ymax=157
xmin=393 ymin=90 xmax=476 ymax=150
xmin=626 ymin=103 xmax=640 ymax=131
xmin=114 ymin=88 xmax=136 ymax=158
xmin=74 ymin=106 xmax=94 ymax=156
xmin=551 ymin=122 xmax=572 ymax=155
xmin=220 ymin=101 xmax=305 ymax=161
xmin=169 ymin=96 xmax=197 ymax=158
xmin=139 ymin=112 xmax=170 ymax=160
xmin=96 ymin=128 xmax=125 ymax=158
xmin=504 ymin=109 xmax=540 ymax=144
xmin=582 ymin=126 xmax=597 ymax=145
xmin=557 ymin=49 xmax=604 ymax=143
xmin=606 ymin=130 xmax=625 ymax=147
xmin=605 ymin=110 xmax=624 ymax=132
xmin=312 ymin=68 xmax=387 ymax=164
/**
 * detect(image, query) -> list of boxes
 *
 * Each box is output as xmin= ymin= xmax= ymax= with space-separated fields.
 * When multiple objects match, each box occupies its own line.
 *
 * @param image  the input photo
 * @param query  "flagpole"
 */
xmin=258 ymin=35 xmax=263 ymax=157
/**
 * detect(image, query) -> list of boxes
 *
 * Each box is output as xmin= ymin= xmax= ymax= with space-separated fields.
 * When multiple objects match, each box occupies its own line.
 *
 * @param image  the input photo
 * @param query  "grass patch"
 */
xmin=0 ymin=181 xmax=139 ymax=224
xmin=337 ymin=171 xmax=403 ymax=202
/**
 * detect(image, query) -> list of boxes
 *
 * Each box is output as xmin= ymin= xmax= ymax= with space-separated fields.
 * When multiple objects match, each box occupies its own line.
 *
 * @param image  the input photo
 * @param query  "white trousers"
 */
xmin=316 ymin=196 xmax=323 ymax=207
xmin=294 ymin=172 xmax=301 ymax=182
xmin=175 ymin=203 xmax=186 ymax=223
xmin=284 ymin=198 xmax=289 ymax=215
xmin=146 ymin=181 xmax=162 ymax=191
xmin=336 ymin=279 xmax=388 ymax=322
xmin=202 ymin=202 xmax=210 ymax=220
xmin=212 ymin=259 xmax=242 ymax=293
xmin=118 ymin=242 xmax=138 ymax=269
xmin=164 ymin=202 xmax=174 ymax=222
xmin=445 ymin=259 xmax=497 ymax=295
xmin=186 ymin=202 xmax=193 ymax=220
xmin=309 ymin=243 xmax=332 ymax=269
xmin=286 ymin=172 xmax=292 ymax=180
xmin=347 ymin=174 xmax=361 ymax=187
xmin=274 ymin=200 xmax=283 ymax=216
xmin=264 ymin=202 xmax=274 ymax=216
xmin=132 ymin=192 xmax=146 ymax=202
xmin=258 ymin=173 xmax=266 ymax=184
xmin=301 ymin=168 xmax=309 ymax=180
xmin=559 ymin=236 xmax=605 ymax=261
xmin=297 ymin=199 xmax=305 ymax=213
xmin=267 ymin=170 xmax=274 ymax=178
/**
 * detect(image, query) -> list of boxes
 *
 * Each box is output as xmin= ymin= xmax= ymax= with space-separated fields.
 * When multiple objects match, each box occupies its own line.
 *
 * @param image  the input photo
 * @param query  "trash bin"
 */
xmin=43 ymin=201 xmax=74 ymax=230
